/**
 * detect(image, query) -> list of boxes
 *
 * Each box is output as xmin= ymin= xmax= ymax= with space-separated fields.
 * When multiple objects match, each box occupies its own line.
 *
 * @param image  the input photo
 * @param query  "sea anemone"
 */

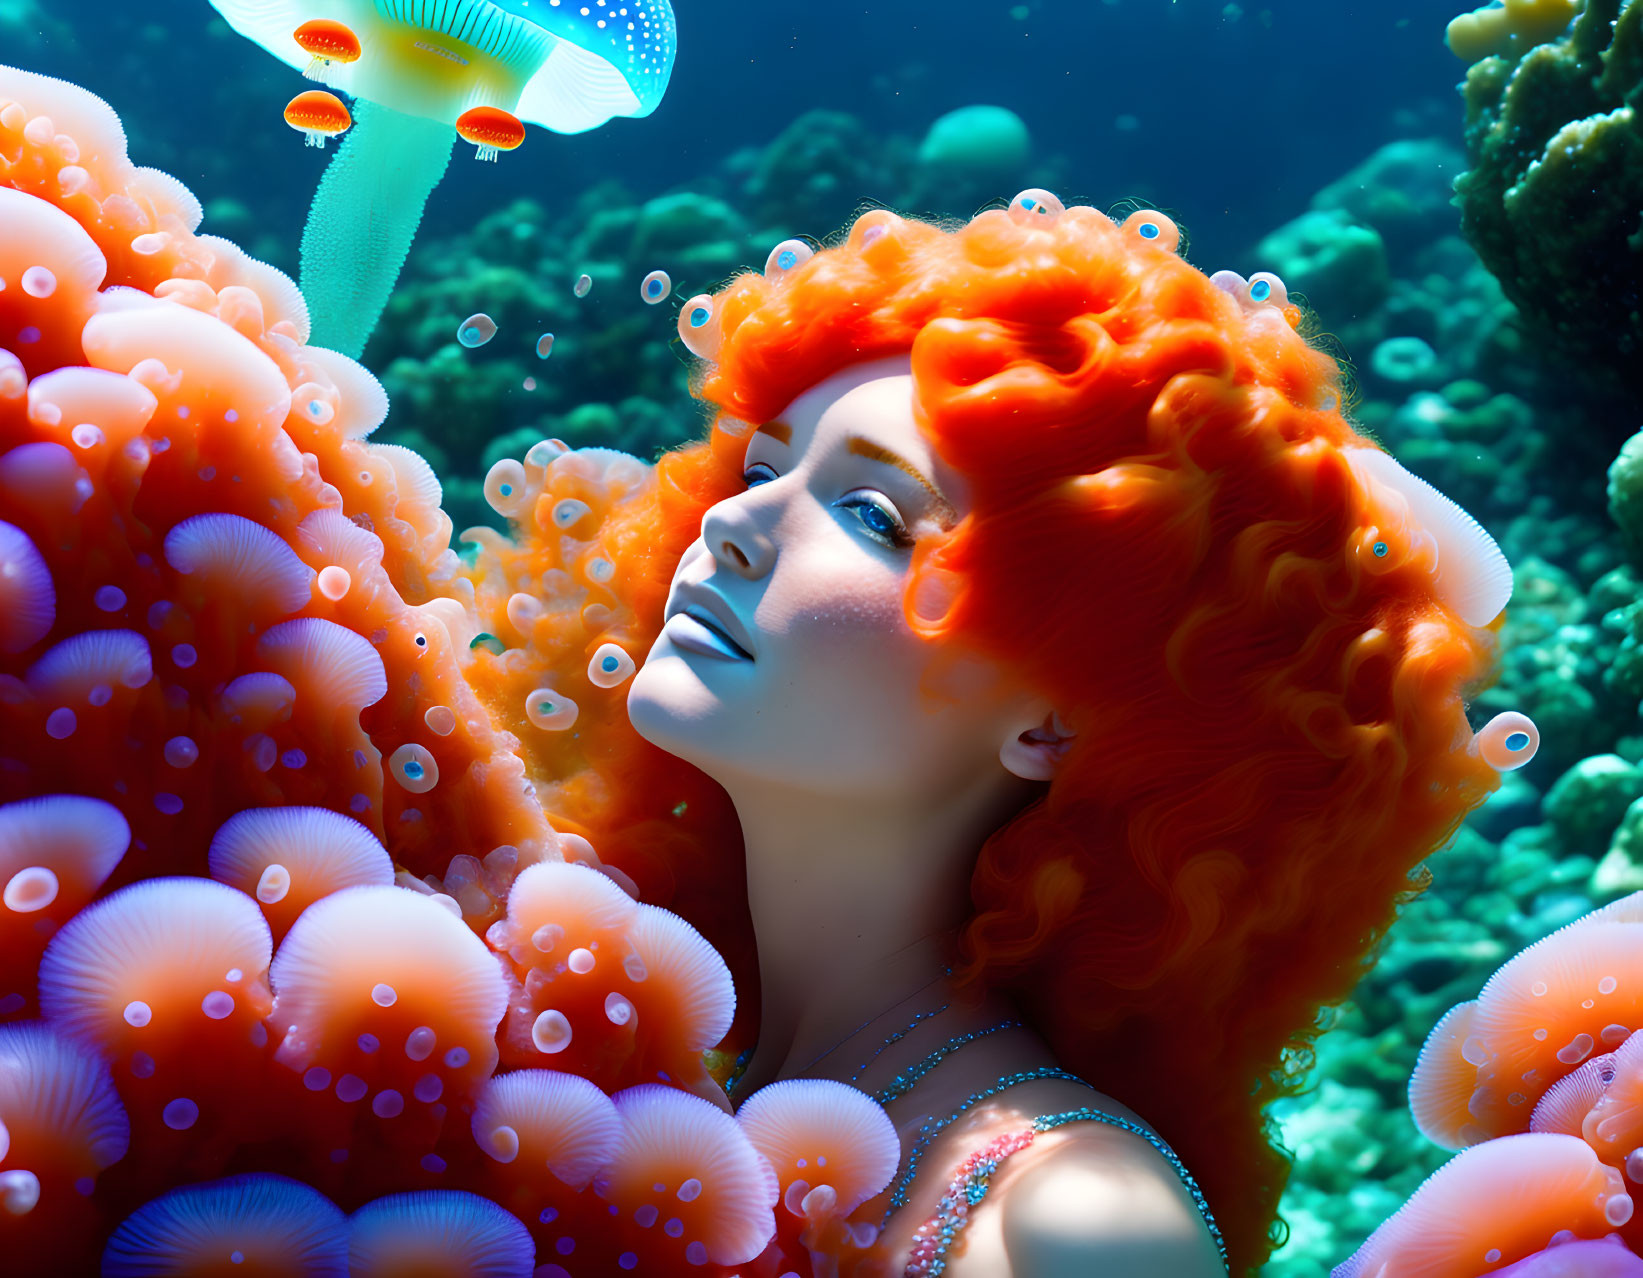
xmin=102 ymin=1174 xmax=349 ymax=1277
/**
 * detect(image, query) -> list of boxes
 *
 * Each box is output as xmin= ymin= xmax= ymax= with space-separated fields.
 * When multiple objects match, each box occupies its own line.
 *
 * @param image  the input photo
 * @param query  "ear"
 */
xmin=1000 ymin=708 xmax=1076 ymax=783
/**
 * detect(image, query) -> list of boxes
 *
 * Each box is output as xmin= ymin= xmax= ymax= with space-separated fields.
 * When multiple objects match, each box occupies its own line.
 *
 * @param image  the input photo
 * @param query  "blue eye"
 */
xmin=738 ymin=468 xmax=911 ymax=548
xmin=839 ymin=494 xmax=912 ymax=548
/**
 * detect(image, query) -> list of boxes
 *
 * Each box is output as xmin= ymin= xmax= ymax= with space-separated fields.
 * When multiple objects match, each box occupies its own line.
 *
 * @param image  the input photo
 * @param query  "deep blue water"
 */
xmin=14 ymin=0 xmax=1469 ymax=274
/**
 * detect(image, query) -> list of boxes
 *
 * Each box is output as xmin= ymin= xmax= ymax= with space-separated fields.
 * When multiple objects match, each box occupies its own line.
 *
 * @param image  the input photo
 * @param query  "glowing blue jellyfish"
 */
xmin=207 ymin=0 xmax=679 ymax=357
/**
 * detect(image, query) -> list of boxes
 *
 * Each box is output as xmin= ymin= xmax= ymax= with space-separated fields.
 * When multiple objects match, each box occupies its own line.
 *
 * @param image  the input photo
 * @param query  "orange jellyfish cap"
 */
xmin=456 ymin=107 xmax=526 ymax=152
xmin=293 ymin=19 xmax=361 ymax=62
xmin=284 ymin=90 xmax=352 ymax=136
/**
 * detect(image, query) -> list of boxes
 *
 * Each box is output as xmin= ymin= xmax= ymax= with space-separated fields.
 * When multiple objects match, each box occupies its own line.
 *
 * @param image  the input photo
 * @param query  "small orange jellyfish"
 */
xmin=283 ymin=91 xmax=352 ymax=149
xmin=292 ymin=19 xmax=360 ymax=84
xmin=456 ymin=107 xmax=526 ymax=162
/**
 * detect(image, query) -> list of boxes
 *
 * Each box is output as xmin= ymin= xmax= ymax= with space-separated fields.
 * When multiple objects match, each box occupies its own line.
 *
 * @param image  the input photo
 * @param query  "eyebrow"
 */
xmin=752 ymin=420 xmax=959 ymax=528
xmin=845 ymin=436 xmax=958 ymax=526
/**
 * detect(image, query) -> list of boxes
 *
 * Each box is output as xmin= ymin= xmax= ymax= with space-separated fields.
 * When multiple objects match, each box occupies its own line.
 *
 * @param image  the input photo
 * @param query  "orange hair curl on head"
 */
xmin=590 ymin=202 xmax=1504 ymax=1275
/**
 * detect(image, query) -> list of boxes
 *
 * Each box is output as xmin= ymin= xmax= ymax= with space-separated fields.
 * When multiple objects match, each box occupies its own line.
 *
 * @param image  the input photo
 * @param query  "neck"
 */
xmin=724 ymin=774 xmax=1033 ymax=1099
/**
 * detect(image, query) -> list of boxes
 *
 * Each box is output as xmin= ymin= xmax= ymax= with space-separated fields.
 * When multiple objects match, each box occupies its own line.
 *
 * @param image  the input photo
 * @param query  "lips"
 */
xmin=663 ymin=584 xmax=755 ymax=662
xmin=664 ymin=610 xmax=753 ymax=662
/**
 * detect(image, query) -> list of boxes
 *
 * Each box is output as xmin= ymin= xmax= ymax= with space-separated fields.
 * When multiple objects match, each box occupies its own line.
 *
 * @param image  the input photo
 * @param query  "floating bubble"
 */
xmin=587 ymin=643 xmax=635 ymax=689
xmin=256 ymin=863 xmax=291 ymax=905
xmin=4 ymin=866 xmax=58 ymax=913
xmin=573 ymin=274 xmax=592 ymax=299
xmin=531 ymin=1009 xmax=572 ymax=1054
xmin=1246 ymin=270 xmax=1287 ymax=307
xmin=552 ymin=499 xmax=591 ymax=530
xmin=20 ymin=266 xmax=56 ymax=299
xmin=201 ymin=991 xmax=235 ymax=1019
xmin=764 ymin=239 xmax=813 ymax=280
xmin=1122 ymin=209 xmax=1181 ymax=253
xmin=640 ymin=270 xmax=672 ymax=304
xmin=1006 ymin=188 xmax=1065 ymax=226
xmin=388 ymin=744 xmax=439 ymax=794
xmin=1478 ymin=711 xmax=1540 ymax=772
xmin=316 ymin=565 xmax=351 ymax=601
xmin=525 ymin=688 xmax=578 ymax=731
xmin=677 ymin=294 xmax=721 ymax=360
xmin=457 ymin=313 xmax=497 ymax=348
xmin=484 ymin=459 xmax=529 ymax=518
xmin=536 ymin=333 xmax=555 ymax=359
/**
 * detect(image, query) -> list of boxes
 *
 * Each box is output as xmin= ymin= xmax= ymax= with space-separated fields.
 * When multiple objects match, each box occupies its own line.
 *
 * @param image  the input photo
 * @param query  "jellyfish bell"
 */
xmin=284 ymin=90 xmax=352 ymax=149
xmin=212 ymin=0 xmax=678 ymax=140
xmin=455 ymin=106 xmax=525 ymax=162
xmin=293 ymin=18 xmax=361 ymax=85
xmin=209 ymin=0 xmax=680 ymax=356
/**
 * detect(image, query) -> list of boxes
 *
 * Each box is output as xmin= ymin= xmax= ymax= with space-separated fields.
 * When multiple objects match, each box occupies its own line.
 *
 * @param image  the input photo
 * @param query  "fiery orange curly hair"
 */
xmin=573 ymin=203 xmax=1504 ymax=1275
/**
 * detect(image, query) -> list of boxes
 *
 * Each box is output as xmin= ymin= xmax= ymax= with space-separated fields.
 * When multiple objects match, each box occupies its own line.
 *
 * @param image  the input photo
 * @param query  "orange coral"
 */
xmin=1338 ymin=892 xmax=1643 ymax=1275
xmin=0 ymin=62 xmax=883 ymax=1278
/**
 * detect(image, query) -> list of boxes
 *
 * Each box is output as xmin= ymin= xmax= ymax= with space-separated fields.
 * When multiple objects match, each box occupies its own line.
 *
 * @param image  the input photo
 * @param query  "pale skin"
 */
xmin=628 ymin=356 xmax=1227 ymax=1277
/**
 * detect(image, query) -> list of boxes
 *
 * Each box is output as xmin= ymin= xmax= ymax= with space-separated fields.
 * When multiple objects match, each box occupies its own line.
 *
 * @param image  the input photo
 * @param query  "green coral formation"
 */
xmin=1242 ymin=127 xmax=1643 ymax=1274
xmin=1453 ymin=0 xmax=1643 ymax=403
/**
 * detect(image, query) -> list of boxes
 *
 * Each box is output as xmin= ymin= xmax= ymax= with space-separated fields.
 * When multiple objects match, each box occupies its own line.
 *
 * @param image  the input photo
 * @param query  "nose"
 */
xmin=699 ymin=494 xmax=775 ymax=578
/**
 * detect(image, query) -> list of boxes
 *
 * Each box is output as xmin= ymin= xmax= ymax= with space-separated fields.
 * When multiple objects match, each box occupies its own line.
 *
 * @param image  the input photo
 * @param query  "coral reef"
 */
xmin=0 ymin=64 xmax=880 ymax=1277
xmin=9 ymin=40 xmax=1643 ymax=1276
xmin=1449 ymin=0 xmax=1643 ymax=404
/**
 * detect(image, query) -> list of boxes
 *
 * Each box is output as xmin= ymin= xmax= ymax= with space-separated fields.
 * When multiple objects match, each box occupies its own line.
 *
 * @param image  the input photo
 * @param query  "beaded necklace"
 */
xmin=849 ymin=999 xmax=951 ymax=1084
xmin=899 ymin=1106 xmax=1230 ymax=1277
xmin=881 ymin=1065 xmax=1087 ymax=1221
xmin=870 ymin=1020 xmax=1022 ymax=1105
xmin=725 ymin=965 xmax=954 ymax=1102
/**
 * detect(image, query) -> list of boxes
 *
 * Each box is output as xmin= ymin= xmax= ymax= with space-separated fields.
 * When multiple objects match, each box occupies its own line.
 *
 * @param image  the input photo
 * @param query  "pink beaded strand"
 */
xmin=903 ymin=1125 xmax=1038 ymax=1277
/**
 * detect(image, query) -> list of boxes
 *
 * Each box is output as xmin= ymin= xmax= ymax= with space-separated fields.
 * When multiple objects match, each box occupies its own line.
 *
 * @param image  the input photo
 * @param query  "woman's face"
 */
xmin=627 ymin=355 xmax=1044 ymax=801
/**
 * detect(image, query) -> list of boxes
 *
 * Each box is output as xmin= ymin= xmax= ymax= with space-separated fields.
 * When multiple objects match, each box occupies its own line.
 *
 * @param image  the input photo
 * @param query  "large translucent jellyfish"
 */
xmin=208 ymin=0 xmax=679 ymax=357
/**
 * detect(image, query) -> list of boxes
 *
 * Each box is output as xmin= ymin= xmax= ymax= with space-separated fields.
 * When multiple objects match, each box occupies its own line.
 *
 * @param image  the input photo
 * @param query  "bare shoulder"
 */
xmin=997 ymin=1123 xmax=1228 ymax=1278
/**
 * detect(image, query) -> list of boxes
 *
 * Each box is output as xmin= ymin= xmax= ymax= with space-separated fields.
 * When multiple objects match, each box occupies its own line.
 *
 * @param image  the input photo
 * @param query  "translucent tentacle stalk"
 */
xmin=299 ymin=100 xmax=454 ymax=358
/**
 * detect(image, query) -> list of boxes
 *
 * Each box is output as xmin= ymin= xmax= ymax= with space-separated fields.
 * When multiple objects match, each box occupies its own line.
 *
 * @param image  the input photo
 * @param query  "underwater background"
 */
xmin=4 ymin=0 xmax=1643 ymax=1273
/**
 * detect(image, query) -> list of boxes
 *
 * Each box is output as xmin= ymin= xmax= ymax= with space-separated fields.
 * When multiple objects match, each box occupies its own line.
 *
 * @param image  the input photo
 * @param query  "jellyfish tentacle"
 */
xmin=298 ymin=100 xmax=453 ymax=358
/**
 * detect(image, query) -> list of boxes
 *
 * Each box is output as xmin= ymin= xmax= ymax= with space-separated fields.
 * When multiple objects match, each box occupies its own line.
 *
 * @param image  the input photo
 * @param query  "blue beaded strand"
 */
xmin=871 ymin=1020 xmax=1022 ymax=1105
xmin=849 ymin=1001 xmax=952 ymax=1084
